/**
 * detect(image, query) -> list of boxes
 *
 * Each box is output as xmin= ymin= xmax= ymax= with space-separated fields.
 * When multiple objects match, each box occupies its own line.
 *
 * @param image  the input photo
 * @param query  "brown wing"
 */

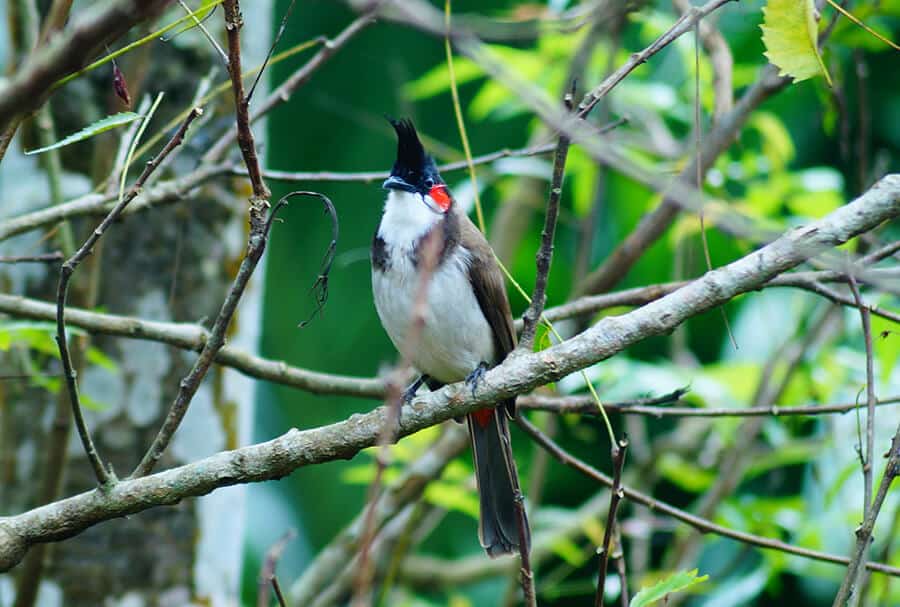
xmin=458 ymin=213 xmax=517 ymax=364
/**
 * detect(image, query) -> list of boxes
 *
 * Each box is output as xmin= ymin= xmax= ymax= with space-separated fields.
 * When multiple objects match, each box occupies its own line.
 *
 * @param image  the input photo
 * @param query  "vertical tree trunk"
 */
xmin=0 ymin=4 xmax=271 ymax=605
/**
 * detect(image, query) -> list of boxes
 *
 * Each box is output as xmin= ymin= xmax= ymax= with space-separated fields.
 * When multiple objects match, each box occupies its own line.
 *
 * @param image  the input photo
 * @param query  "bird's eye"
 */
xmin=424 ymin=178 xmax=434 ymax=189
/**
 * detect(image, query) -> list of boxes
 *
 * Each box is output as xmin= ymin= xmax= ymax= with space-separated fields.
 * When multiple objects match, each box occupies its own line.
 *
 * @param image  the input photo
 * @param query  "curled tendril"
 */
xmin=270 ymin=191 xmax=339 ymax=329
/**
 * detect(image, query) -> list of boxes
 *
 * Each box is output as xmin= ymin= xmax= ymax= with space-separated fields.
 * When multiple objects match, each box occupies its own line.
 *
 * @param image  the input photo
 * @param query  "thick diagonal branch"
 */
xmin=0 ymin=174 xmax=897 ymax=571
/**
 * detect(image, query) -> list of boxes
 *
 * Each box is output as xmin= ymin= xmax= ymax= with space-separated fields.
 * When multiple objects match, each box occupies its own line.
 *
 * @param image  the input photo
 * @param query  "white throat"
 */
xmin=377 ymin=189 xmax=443 ymax=249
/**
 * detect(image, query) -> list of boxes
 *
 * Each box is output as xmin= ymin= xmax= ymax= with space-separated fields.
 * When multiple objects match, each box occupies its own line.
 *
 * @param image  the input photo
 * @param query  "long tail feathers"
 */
xmin=467 ymin=403 xmax=530 ymax=558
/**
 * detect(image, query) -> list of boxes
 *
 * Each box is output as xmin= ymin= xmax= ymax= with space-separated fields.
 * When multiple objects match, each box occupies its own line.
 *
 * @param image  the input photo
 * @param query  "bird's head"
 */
xmin=383 ymin=118 xmax=452 ymax=213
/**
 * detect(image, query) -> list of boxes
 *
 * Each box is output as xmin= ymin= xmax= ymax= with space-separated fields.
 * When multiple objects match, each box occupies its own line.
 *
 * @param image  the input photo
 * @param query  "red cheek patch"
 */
xmin=429 ymin=185 xmax=452 ymax=211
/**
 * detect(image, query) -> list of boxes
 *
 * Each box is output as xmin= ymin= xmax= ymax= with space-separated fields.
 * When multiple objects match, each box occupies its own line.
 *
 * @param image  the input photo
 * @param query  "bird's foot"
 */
xmin=401 ymin=375 xmax=428 ymax=406
xmin=465 ymin=363 xmax=489 ymax=398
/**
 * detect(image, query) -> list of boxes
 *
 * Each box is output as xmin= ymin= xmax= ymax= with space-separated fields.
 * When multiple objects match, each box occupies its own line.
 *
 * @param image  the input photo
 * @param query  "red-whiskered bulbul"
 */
xmin=371 ymin=118 xmax=530 ymax=557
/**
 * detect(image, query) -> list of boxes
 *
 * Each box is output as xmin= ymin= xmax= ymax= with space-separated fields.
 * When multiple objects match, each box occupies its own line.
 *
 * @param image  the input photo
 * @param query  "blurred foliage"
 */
xmin=250 ymin=0 xmax=900 ymax=605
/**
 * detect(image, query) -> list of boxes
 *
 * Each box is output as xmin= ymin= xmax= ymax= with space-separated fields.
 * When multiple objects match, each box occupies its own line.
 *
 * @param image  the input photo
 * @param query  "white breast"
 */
xmin=373 ymin=192 xmax=495 ymax=384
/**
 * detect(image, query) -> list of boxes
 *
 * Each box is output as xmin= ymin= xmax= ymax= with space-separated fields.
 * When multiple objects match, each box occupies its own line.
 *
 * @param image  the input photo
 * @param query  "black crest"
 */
xmin=389 ymin=117 xmax=426 ymax=172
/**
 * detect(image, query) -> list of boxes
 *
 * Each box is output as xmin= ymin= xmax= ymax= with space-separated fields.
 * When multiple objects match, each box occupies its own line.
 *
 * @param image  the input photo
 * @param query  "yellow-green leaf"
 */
xmin=761 ymin=0 xmax=832 ymax=86
xmin=630 ymin=569 xmax=709 ymax=607
xmin=25 ymin=112 xmax=141 ymax=155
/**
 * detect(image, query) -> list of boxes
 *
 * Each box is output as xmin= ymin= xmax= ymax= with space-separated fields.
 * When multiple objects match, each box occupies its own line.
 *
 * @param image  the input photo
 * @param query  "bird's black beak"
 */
xmin=382 ymin=175 xmax=416 ymax=193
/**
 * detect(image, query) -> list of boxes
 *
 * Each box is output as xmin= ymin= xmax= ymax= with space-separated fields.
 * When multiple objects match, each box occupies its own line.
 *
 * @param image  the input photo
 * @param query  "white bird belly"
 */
xmin=373 ymin=250 xmax=495 ymax=384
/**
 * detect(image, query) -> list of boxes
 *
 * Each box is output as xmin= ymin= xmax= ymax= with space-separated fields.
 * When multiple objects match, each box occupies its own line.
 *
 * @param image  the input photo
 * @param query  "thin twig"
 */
xmin=246 ymin=0 xmax=297 ymax=102
xmin=672 ymin=0 xmax=733 ymax=122
xmin=258 ymin=529 xmax=296 ymax=607
xmin=290 ymin=427 xmax=468 ymax=605
xmin=519 ymin=83 xmax=574 ymax=349
xmin=131 ymin=193 xmax=288 ymax=477
xmin=222 ymin=0 xmax=269 ymax=200
xmin=56 ymin=106 xmax=203 ymax=486
xmin=832 ymin=423 xmax=900 ymax=606
xmin=595 ymin=437 xmax=628 ymax=607
xmin=204 ymin=9 xmax=379 ymax=164
xmin=0 ymin=252 xmax=62 ymax=263
xmin=516 ymin=416 xmax=900 ymax=580
xmin=519 ymin=393 xmax=900 ymax=418
xmin=576 ymin=0 xmax=737 ymax=118
xmin=271 ymin=577 xmax=289 ymax=607
xmin=849 ymin=276 xmax=877 ymax=512
xmin=177 ymin=0 xmax=228 ymax=64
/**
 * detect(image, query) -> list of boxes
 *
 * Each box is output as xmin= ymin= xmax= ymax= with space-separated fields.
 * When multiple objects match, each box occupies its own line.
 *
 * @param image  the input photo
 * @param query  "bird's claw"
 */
xmin=401 ymin=375 xmax=428 ymax=406
xmin=465 ymin=363 xmax=488 ymax=398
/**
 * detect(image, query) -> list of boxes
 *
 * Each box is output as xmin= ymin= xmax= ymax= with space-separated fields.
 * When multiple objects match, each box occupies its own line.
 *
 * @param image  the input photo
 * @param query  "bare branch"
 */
xmin=0 ymin=293 xmax=384 ymax=398
xmin=0 ymin=252 xmax=63 ymax=263
xmin=576 ymin=0 xmax=737 ymax=118
xmin=254 ymin=141 xmax=558 ymax=183
xmin=204 ymin=9 xmax=378 ymax=164
xmin=518 ymin=393 xmax=900 ymax=419
xmin=222 ymin=0 xmax=269 ymax=200
xmin=832 ymin=424 xmax=900 ymax=606
xmin=0 ymin=163 xmax=230 ymax=243
xmin=516 ymin=416 xmax=900 ymax=581
xmin=596 ymin=438 xmax=628 ymax=607
xmin=56 ymin=107 xmax=202 ymax=486
xmin=131 ymin=194 xmax=287 ymax=477
xmin=258 ymin=530 xmax=296 ymax=607
xmin=519 ymin=85 xmax=574 ymax=350
xmin=850 ymin=276 xmax=877 ymax=511
xmin=0 ymin=174 xmax=895 ymax=571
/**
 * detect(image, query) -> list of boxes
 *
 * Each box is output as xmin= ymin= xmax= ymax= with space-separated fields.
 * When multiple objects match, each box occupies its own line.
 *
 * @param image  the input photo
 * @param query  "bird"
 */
xmin=371 ymin=118 xmax=530 ymax=558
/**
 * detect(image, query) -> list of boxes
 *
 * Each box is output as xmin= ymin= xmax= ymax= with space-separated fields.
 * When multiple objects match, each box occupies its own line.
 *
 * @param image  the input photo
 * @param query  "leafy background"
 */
xmin=234 ymin=0 xmax=900 ymax=605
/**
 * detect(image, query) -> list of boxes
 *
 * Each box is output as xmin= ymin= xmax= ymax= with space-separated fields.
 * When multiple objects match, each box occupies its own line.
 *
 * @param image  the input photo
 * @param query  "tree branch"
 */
xmin=0 ymin=174 xmax=895 ymax=571
xmin=222 ymin=0 xmax=269 ymax=199
xmin=0 ymin=163 xmax=230 ymax=243
xmin=515 ymin=416 xmax=900 ymax=583
xmin=832 ymin=423 xmax=900 ymax=606
xmin=0 ymin=293 xmax=384 ymax=398
xmin=519 ymin=393 xmax=900 ymax=418
xmin=574 ymin=64 xmax=788 ymax=297
xmin=131 ymin=194 xmax=285 ymax=477
xmin=519 ymin=86 xmax=574 ymax=349
xmin=56 ymin=106 xmax=202 ymax=486
xmin=203 ymin=9 xmax=378 ymax=164
xmin=0 ymin=0 xmax=171 ymax=133
xmin=596 ymin=437 xmax=628 ymax=607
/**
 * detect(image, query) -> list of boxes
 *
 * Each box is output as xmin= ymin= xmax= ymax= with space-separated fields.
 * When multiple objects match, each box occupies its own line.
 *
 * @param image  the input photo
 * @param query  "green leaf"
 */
xmin=86 ymin=347 xmax=118 ymax=372
xmin=761 ymin=0 xmax=832 ymax=86
xmin=25 ymin=112 xmax=141 ymax=155
xmin=550 ymin=536 xmax=587 ymax=567
xmin=404 ymin=59 xmax=484 ymax=100
xmin=424 ymin=481 xmax=479 ymax=518
xmin=630 ymin=569 xmax=709 ymax=607
xmin=658 ymin=453 xmax=716 ymax=492
xmin=749 ymin=112 xmax=795 ymax=170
